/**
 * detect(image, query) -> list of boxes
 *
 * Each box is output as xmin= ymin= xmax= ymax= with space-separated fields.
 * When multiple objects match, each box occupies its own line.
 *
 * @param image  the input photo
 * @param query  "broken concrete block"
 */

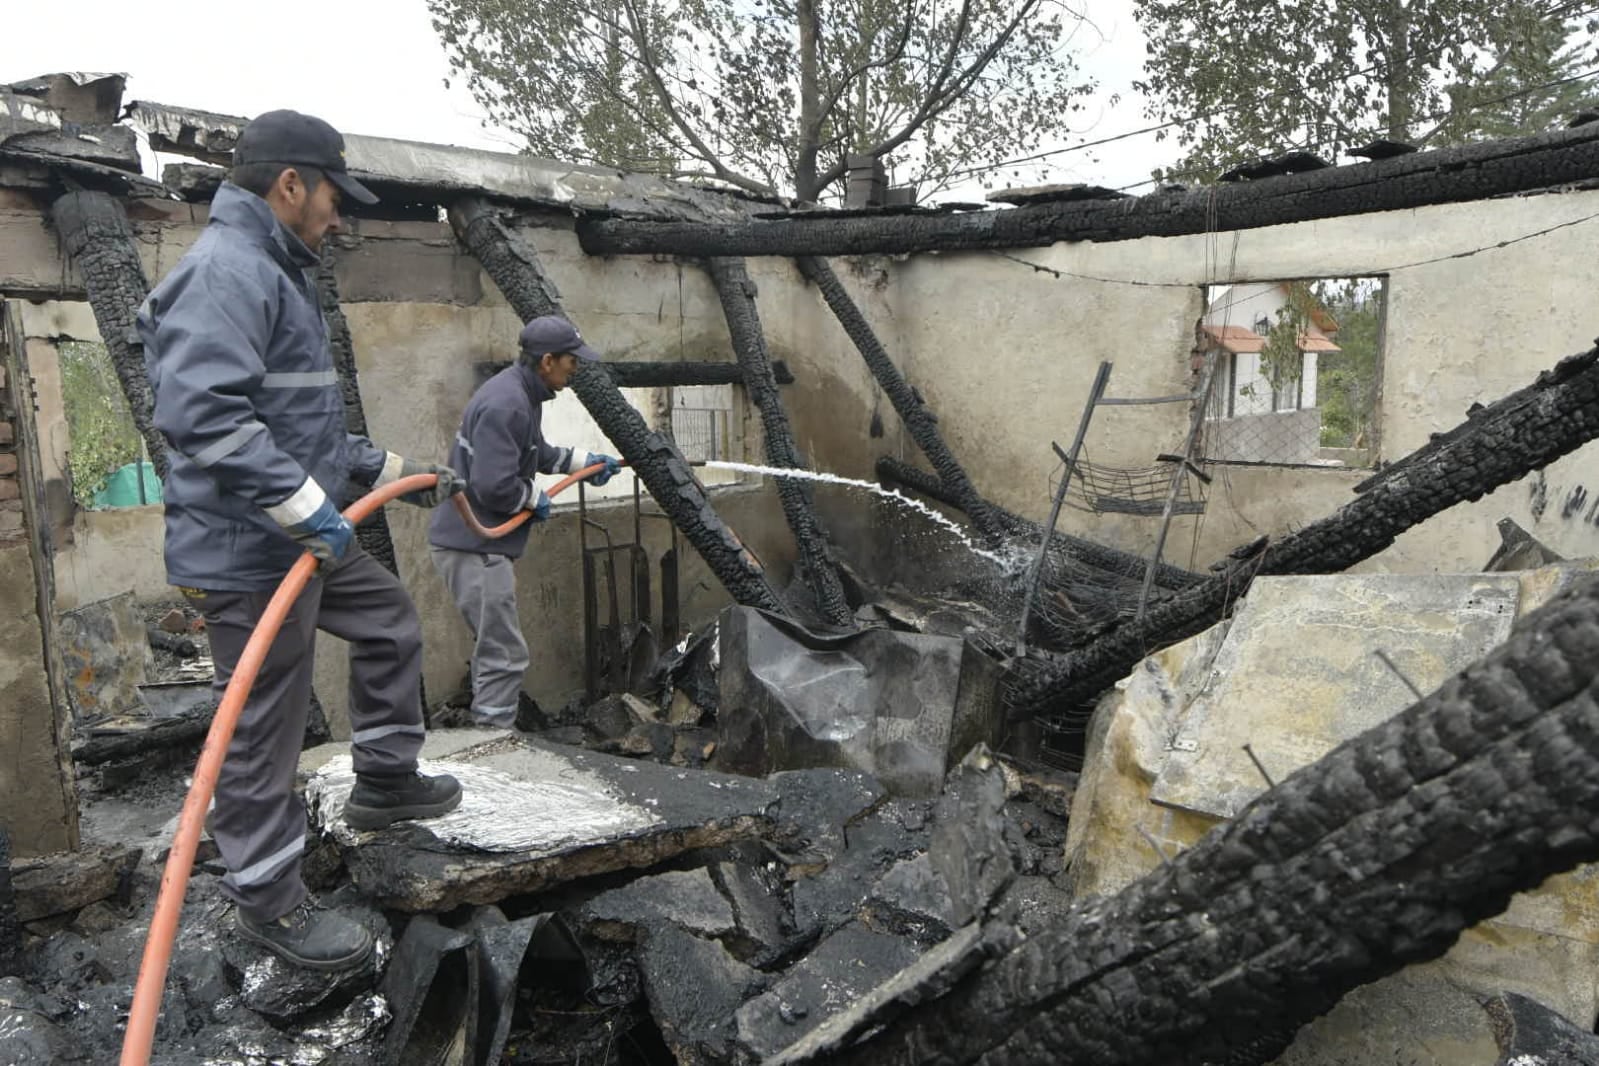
xmin=304 ymin=736 xmax=779 ymax=911
xmin=157 ymin=608 xmax=188 ymax=634
xmin=1066 ymin=565 xmax=1599 ymax=1065
xmin=670 ymin=726 xmax=718 ymax=768
xmin=1151 ymin=573 xmax=1520 ymax=820
xmin=583 ymin=693 xmax=648 ymax=740
xmin=713 ymin=848 xmax=791 ymax=959
xmin=734 ymin=921 xmax=924 ymax=1060
xmin=763 ymin=922 xmax=1009 ymax=1066
xmin=668 ymin=688 xmax=705 ymax=726
xmin=0 ymin=975 xmax=86 ymax=1064
xmin=34 ymin=931 xmax=108 ymax=993
xmin=866 ymin=748 xmax=1013 ymax=940
xmin=618 ymin=720 xmax=675 ymax=761
xmin=715 ymin=606 xmax=1003 ymax=796
xmin=581 ymin=868 xmax=738 ymax=943
xmin=767 ymin=767 xmax=887 ymax=861
xmin=789 ymin=798 xmax=933 ymax=941
xmin=221 ymin=890 xmax=390 ymax=1025
xmin=11 ymin=844 xmax=139 ymax=923
xmin=639 ymin=922 xmax=764 ymax=1065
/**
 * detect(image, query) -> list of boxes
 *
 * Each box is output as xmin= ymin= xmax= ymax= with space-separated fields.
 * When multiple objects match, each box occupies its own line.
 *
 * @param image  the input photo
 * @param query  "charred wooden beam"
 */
xmin=604 ymin=360 xmax=793 ymax=387
xmin=1485 ymin=993 xmax=1599 ymax=1065
xmin=579 ymin=123 xmax=1599 ymax=258
xmin=830 ymin=574 xmax=1599 ymax=1065
xmin=1011 ymin=345 xmax=1599 ymax=718
xmin=48 ymin=190 xmax=167 ymax=477
xmin=876 ymin=456 xmax=1200 ymax=592
xmin=316 ymin=243 xmax=402 ymax=576
xmin=448 ymin=197 xmax=788 ymax=615
xmin=708 ymin=257 xmax=852 ymax=626
xmin=798 ymin=256 xmax=1004 ymax=546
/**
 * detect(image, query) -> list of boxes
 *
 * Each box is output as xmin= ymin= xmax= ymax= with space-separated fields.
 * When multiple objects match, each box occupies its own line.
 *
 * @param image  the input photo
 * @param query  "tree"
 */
xmin=1434 ymin=13 xmax=1599 ymax=142
xmin=1258 ymin=280 xmax=1313 ymax=409
xmin=1315 ymin=279 xmax=1382 ymax=451
xmin=428 ymin=0 xmax=1096 ymax=202
xmin=1131 ymin=1 xmax=1589 ymax=183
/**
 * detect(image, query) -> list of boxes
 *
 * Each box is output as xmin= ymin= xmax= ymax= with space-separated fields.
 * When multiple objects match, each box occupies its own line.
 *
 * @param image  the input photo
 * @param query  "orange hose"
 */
xmin=121 ymin=461 xmax=618 ymax=1064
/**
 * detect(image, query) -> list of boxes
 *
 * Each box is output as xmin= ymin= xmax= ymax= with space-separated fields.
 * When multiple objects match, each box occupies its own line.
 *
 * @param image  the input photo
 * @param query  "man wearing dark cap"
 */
xmin=138 ymin=109 xmax=464 ymax=972
xmin=428 ymin=315 xmax=620 ymax=727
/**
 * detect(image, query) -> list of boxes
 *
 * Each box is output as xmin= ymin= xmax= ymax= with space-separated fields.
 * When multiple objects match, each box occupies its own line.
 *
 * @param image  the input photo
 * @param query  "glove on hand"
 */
xmin=525 ymin=484 xmax=552 ymax=522
xmin=378 ymin=452 xmax=464 ymax=508
xmin=268 ymin=478 xmax=354 ymax=566
xmin=585 ymin=453 xmax=621 ymax=487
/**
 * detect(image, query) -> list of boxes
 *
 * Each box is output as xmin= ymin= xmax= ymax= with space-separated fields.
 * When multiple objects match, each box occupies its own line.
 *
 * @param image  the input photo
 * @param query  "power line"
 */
xmin=1117 ymin=63 xmax=1599 ymax=193
xmin=985 ymin=208 xmax=1599 ymax=289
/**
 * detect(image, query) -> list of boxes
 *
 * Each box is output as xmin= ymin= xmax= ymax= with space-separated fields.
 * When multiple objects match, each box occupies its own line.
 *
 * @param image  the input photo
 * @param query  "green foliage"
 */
xmin=1259 ymin=280 xmax=1313 ymax=398
xmin=1435 ymin=15 xmax=1599 ymax=142
xmin=1131 ymin=1 xmax=1593 ymax=182
xmin=428 ymin=0 xmax=1095 ymax=201
xmin=1314 ymin=279 xmax=1383 ymax=450
xmin=59 ymin=341 xmax=141 ymax=507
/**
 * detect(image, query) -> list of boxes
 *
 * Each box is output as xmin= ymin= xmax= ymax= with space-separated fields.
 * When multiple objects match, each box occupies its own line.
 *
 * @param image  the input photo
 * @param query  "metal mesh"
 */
xmin=669 ymin=384 xmax=734 ymax=461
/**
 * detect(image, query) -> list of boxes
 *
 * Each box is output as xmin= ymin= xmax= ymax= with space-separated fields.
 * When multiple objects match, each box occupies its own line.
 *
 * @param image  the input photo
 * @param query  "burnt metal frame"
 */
xmin=577 ymin=478 xmax=681 ymax=700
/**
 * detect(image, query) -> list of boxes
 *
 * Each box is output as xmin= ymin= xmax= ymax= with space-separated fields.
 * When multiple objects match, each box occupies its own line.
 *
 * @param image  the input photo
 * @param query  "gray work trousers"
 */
xmin=187 ymin=546 xmax=426 ymax=922
xmin=429 ymin=547 xmax=528 ymax=727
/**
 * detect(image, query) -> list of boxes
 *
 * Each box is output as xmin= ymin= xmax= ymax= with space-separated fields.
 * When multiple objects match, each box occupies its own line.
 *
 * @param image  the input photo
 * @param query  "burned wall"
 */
xmin=881 ymin=188 xmax=1599 ymax=575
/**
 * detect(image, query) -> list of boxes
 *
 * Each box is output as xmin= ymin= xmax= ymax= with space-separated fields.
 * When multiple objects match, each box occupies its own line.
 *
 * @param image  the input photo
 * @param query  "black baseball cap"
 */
xmin=233 ymin=110 xmax=378 ymax=205
xmin=519 ymin=316 xmax=602 ymax=362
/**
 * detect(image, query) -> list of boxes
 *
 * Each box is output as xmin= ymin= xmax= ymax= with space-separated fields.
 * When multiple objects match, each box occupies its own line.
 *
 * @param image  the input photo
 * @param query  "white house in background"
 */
xmin=1201 ymin=282 xmax=1341 ymax=420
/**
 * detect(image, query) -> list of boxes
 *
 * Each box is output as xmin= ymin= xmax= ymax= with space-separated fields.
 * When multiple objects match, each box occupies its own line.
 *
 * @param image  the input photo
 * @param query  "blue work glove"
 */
xmin=585 ymin=453 xmax=621 ymax=487
xmin=525 ymin=486 xmax=552 ymax=523
xmin=268 ymin=478 xmax=354 ymax=565
xmin=376 ymin=452 xmax=465 ymax=508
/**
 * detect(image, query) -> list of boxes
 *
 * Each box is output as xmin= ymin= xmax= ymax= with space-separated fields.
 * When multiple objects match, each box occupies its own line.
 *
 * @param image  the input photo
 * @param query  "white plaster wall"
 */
xmin=884 ymin=190 xmax=1599 ymax=572
xmin=19 ymin=184 xmax=1599 ymax=724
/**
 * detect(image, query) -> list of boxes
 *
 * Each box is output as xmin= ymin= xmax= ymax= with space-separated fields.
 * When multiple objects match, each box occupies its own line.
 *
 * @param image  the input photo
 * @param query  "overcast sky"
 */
xmin=1 ymin=0 xmax=1178 ymax=200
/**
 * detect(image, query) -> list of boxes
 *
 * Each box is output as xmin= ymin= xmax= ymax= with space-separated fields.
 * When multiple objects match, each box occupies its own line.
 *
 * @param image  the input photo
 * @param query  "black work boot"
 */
xmin=236 ymin=899 xmax=373 ymax=972
xmin=342 ymin=770 xmax=463 ymax=830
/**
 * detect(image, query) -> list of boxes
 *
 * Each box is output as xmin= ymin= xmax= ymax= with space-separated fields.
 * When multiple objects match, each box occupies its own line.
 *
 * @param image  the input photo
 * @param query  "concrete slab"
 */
xmin=734 ymin=921 xmax=924 ymax=1060
xmin=580 ymin=868 xmax=738 ymax=942
xmin=1151 ymin=573 xmax=1519 ymax=819
xmin=303 ymin=736 xmax=778 ymax=911
xmin=1062 ymin=563 xmax=1599 ymax=1066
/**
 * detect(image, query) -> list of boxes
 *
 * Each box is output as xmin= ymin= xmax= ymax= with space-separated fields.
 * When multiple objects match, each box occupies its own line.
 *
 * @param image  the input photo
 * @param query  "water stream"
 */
xmin=700 ymin=460 xmax=1023 ymax=570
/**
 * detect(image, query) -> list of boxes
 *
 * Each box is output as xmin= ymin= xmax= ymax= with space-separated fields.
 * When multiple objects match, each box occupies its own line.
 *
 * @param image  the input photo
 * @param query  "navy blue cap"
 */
xmin=519 ymin=316 xmax=601 ymax=362
xmin=234 ymin=110 xmax=378 ymax=205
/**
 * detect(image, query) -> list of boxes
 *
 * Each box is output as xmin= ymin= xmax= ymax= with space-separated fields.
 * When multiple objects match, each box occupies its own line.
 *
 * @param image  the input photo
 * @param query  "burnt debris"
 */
xmin=825 ymin=572 xmax=1599 ymax=1065
xmin=577 ymin=122 xmax=1599 ymax=258
xmin=447 ymin=195 xmax=790 ymax=617
xmin=708 ymin=256 xmax=852 ymax=627
xmin=1011 ymin=344 xmax=1599 ymax=719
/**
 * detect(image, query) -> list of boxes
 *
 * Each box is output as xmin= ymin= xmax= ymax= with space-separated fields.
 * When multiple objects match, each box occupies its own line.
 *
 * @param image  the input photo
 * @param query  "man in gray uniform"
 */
xmin=429 ymin=316 xmax=620 ymax=726
xmin=139 ymin=110 xmax=463 ymax=972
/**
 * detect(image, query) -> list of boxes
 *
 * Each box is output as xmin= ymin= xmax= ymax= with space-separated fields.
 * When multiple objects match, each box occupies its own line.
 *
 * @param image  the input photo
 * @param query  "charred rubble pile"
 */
xmin=12 ymin=73 xmax=1599 ymax=1065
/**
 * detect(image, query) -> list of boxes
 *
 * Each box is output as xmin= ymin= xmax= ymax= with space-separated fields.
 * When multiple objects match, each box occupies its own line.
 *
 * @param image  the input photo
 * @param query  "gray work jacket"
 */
xmin=428 ymin=363 xmax=581 ymax=559
xmin=138 ymin=182 xmax=388 ymax=590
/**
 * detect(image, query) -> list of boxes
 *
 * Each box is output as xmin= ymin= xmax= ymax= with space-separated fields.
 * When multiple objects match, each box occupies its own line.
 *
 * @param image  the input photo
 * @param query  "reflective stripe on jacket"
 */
xmin=427 ymin=362 xmax=579 ymax=559
xmin=138 ymin=182 xmax=387 ymax=590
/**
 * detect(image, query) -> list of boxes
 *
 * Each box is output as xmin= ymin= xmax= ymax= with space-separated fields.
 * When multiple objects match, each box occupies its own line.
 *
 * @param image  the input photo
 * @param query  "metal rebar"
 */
xmin=1373 ymin=649 xmax=1424 ymax=701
